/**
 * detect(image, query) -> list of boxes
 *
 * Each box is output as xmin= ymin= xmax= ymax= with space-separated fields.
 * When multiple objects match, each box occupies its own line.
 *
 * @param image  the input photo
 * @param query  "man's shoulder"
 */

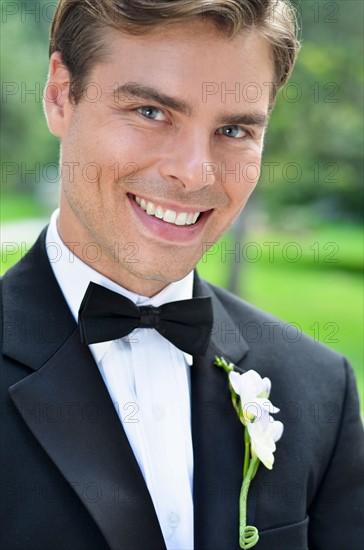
xmin=202 ymin=277 xmax=347 ymax=384
xmin=204 ymin=278 xmax=281 ymax=323
xmin=204 ymin=279 xmax=361 ymax=441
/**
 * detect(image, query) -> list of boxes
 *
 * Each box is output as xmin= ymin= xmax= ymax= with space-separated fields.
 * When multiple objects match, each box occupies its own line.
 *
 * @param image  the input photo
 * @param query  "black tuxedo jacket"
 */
xmin=1 ymin=229 xmax=363 ymax=550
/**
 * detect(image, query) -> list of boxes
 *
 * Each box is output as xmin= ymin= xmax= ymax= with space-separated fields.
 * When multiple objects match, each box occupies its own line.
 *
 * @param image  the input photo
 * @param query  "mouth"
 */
xmin=128 ymin=193 xmax=213 ymax=242
xmin=134 ymin=195 xmax=201 ymax=226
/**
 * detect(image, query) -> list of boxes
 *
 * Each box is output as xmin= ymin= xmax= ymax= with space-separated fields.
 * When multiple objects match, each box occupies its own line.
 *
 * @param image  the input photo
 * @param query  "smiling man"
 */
xmin=49 ymin=21 xmax=272 ymax=294
xmin=1 ymin=1 xmax=363 ymax=550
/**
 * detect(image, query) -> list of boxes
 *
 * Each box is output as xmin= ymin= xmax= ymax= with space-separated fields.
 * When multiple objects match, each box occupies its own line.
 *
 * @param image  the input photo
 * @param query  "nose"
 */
xmin=158 ymin=128 xmax=216 ymax=191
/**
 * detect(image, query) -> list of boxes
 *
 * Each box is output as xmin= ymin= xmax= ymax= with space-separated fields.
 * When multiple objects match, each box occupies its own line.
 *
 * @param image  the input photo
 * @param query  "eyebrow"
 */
xmin=111 ymin=81 xmax=268 ymax=127
xmin=112 ymin=82 xmax=193 ymax=116
xmin=216 ymin=112 xmax=269 ymax=128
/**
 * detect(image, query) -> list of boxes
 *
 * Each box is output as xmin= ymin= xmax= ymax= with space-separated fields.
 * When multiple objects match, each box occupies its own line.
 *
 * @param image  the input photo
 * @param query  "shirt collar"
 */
xmin=46 ymin=209 xmax=194 ymax=364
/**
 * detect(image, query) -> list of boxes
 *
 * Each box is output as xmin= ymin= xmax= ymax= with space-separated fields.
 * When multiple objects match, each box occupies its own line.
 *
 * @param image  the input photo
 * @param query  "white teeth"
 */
xmin=186 ymin=213 xmax=194 ymax=225
xmin=163 ymin=209 xmax=177 ymax=224
xmin=154 ymin=205 xmax=164 ymax=219
xmin=146 ymin=201 xmax=155 ymax=215
xmin=175 ymin=212 xmax=188 ymax=225
xmin=134 ymin=195 xmax=201 ymax=226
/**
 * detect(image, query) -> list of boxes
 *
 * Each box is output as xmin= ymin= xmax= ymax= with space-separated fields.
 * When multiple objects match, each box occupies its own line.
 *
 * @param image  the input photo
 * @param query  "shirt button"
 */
xmin=152 ymin=403 xmax=165 ymax=421
xmin=168 ymin=512 xmax=180 ymax=529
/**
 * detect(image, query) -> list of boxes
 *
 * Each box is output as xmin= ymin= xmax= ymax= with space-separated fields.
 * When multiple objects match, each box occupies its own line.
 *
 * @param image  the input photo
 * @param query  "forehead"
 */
xmin=96 ymin=20 xmax=274 ymax=110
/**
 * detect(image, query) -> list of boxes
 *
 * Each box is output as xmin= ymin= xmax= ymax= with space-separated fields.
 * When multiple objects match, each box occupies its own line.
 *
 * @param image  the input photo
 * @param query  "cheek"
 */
xmin=224 ymin=153 xmax=262 ymax=205
xmin=95 ymin=131 xmax=158 ymax=182
xmin=245 ymin=160 xmax=261 ymax=186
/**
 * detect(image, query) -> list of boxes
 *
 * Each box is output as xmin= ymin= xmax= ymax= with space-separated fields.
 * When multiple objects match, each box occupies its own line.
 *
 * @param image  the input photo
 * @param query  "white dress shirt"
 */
xmin=46 ymin=209 xmax=194 ymax=550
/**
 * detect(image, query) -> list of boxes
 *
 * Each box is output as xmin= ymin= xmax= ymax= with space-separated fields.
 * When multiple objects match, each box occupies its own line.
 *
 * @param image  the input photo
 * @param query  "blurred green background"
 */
xmin=1 ymin=1 xmax=363 ymax=411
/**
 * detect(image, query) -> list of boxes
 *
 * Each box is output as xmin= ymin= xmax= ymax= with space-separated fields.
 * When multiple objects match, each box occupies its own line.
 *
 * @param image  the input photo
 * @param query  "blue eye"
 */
xmin=217 ymin=125 xmax=247 ymax=138
xmin=137 ymin=106 xmax=166 ymax=121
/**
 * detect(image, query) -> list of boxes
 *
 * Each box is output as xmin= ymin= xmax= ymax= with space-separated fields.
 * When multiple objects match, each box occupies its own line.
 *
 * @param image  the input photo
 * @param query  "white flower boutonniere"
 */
xmin=215 ymin=356 xmax=284 ymax=549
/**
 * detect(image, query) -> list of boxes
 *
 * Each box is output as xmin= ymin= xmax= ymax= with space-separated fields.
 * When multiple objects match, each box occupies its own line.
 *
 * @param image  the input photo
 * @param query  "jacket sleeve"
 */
xmin=308 ymin=358 xmax=364 ymax=549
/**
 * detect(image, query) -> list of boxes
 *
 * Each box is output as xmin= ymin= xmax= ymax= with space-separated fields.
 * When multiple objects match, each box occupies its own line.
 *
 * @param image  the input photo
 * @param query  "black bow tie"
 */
xmin=78 ymin=282 xmax=213 ymax=356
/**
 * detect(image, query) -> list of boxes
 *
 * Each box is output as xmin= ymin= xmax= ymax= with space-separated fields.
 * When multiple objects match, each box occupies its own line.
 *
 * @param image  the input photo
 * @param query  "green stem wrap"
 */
xmin=239 ymin=454 xmax=260 ymax=549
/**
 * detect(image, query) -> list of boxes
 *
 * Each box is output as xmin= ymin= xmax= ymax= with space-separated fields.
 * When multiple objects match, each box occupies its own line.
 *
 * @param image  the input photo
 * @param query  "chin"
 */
xmin=132 ymin=262 xmax=191 ymax=285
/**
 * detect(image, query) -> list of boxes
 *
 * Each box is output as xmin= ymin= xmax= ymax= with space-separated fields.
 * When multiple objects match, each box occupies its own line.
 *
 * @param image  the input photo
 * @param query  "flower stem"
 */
xmin=239 ymin=456 xmax=260 ymax=549
xmin=214 ymin=356 xmax=234 ymax=373
xmin=243 ymin=428 xmax=250 ymax=478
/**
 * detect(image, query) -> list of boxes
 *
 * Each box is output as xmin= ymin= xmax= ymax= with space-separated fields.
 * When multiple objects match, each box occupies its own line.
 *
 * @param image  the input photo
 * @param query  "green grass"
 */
xmin=1 ymin=193 xmax=46 ymax=222
xmin=199 ymin=225 xmax=363 ymax=273
xmin=248 ymin=267 xmax=362 ymax=374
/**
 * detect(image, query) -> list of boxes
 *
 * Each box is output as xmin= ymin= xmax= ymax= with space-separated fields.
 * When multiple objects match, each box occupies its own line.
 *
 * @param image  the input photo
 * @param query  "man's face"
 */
xmin=47 ymin=20 xmax=273 ymax=296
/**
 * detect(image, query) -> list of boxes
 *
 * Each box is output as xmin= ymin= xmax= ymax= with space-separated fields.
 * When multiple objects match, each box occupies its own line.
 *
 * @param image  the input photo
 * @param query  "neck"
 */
xmin=57 ymin=224 xmax=171 ymax=299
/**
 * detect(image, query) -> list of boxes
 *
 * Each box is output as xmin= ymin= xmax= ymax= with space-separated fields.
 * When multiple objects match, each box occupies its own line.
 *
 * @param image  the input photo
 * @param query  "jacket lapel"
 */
xmin=2 ymin=230 xmax=166 ymax=550
xmin=192 ymin=274 xmax=251 ymax=549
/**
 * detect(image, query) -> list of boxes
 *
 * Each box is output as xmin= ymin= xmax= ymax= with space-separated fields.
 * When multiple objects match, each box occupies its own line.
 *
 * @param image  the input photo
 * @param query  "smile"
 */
xmin=134 ymin=195 xmax=201 ymax=226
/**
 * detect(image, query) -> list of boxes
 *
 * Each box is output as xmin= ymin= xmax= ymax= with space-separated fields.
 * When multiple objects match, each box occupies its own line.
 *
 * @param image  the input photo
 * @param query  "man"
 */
xmin=1 ymin=1 xmax=363 ymax=549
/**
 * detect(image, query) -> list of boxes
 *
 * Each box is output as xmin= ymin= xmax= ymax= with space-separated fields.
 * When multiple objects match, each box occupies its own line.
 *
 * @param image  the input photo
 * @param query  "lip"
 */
xmin=128 ymin=193 xmax=213 ymax=243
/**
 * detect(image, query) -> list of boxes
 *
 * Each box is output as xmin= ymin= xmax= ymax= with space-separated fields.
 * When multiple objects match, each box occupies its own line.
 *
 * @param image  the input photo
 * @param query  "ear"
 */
xmin=43 ymin=52 xmax=73 ymax=138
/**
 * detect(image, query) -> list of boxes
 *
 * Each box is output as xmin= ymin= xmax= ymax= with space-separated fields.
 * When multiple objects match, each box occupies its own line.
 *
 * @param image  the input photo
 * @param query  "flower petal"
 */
xmin=229 ymin=370 xmax=269 ymax=403
xmin=271 ymin=420 xmax=284 ymax=443
xmin=228 ymin=371 xmax=242 ymax=394
xmin=262 ymin=377 xmax=271 ymax=398
xmin=247 ymin=416 xmax=283 ymax=469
